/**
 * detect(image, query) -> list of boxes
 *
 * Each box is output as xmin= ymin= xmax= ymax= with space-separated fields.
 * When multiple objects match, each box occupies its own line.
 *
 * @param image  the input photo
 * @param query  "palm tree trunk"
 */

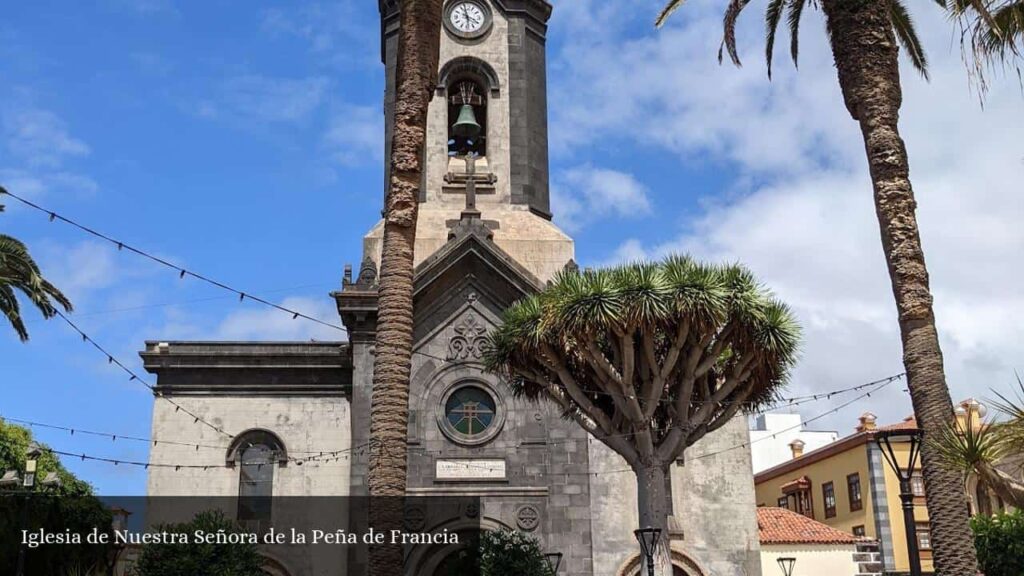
xmin=635 ymin=463 xmax=673 ymax=576
xmin=820 ymin=0 xmax=979 ymax=573
xmin=368 ymin=0 xmax=443 ymax=573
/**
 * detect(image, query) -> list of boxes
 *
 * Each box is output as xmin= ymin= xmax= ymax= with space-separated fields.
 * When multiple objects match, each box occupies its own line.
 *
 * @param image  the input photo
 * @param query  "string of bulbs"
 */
xmin=1 ymin=371 xmax=903 ymax=467
xmin=2 ymin=375 xmax=901 ymax=478
xmin=54 ymin=310 xmax=233 ymax=439
xmin=0 ymin=188 xmax=347 ymax=334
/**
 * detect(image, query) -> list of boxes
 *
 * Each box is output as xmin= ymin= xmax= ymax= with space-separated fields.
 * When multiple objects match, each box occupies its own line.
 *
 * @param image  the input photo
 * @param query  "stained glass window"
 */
xmin=445 ymin=386 xmax=496 ymax=437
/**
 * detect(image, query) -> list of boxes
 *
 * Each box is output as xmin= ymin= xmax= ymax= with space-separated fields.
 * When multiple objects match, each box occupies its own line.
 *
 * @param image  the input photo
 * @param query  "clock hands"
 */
xmin=455 ymin=5 xmax=481 ymax=30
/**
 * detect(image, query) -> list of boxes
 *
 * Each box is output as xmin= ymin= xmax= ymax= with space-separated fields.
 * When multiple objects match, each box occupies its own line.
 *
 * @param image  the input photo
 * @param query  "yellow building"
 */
xmin=755 ymin=412 xmax=933 ymax=575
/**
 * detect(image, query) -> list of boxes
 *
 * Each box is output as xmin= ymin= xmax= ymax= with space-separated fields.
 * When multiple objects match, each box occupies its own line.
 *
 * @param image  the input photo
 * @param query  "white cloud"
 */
xmin=215 ymin=296 xmax=344 ymax=342
xmin=35 ymin=241 xmax=120 ymax=305
xmin=557 ymin=4 xmax=1024 ymax=428
xmin=261 ymin=3 xmax=377 ymax=67
xmin=2 ymin=104 xmax=90 ymax=168
xmin=323 ymin=103 xmax=383 ymax=166
xmin=552 ymin=166 xmax=652 ymax=232
xmin=105 ymin=0 xmax=178 ymax=16
xmin=208 ymin=75 xmax=331 ymax=124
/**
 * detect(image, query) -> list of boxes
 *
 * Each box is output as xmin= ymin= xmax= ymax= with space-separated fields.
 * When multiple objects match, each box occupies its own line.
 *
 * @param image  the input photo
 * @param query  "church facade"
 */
xmin=141 ymin=2 xmax=762 ymax=575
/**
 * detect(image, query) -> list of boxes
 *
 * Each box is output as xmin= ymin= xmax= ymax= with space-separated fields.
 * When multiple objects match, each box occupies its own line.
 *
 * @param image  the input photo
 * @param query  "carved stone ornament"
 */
xmin=516 ymin=505 xmax=541 ymax=531
xmin=404 ymin=505 xmax=427 ymax=531
xmin=447 ymin=313 xmax=489 ymax=360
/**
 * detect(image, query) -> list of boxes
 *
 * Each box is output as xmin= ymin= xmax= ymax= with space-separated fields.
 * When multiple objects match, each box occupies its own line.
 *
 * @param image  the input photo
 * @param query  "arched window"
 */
xmin=227 ymin=430 xmax=287 ymax=530
xmin=448 ymin=79 xmax=487 ymax=157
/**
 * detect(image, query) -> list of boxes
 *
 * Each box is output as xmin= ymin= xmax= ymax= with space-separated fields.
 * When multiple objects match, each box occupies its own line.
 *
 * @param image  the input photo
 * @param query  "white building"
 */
xmin=749 ymin=413 xmax=839 ymax=474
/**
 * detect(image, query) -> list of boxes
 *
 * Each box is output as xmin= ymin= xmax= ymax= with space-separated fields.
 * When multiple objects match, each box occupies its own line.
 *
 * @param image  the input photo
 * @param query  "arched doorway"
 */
xmin=616 ymin=549 xmax=706 ymax=576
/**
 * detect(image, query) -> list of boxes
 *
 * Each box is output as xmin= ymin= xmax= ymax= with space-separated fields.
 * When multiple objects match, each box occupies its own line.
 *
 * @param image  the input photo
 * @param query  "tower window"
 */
xmin=448 ymin=80 xmax=487 ymax=157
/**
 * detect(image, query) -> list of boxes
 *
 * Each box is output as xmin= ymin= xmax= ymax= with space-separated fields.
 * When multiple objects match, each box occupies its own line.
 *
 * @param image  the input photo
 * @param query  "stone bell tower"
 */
xmin=368 ymin=0 xmax=572 ymax=283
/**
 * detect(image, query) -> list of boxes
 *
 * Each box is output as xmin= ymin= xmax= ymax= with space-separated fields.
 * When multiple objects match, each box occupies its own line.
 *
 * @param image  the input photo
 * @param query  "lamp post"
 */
xmin=634 ymin=527 xmax=662 ymax=576
xmin=875 ymin=429 xmax=924 ymax=576
xmin=14 ymin=444 xmax=42 ymax=576
xmin=777 ymin=556 xmax=796 ymax=576
xmin=544 ymin=552 xmax=563 ymax=575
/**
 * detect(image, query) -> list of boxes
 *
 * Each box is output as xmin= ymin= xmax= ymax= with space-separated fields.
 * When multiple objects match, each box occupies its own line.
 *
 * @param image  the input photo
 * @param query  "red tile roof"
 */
xmin=878 ymin=416 xmax=919 ymax=432
xmin=757 ymin=507 xmax=860 ymax=545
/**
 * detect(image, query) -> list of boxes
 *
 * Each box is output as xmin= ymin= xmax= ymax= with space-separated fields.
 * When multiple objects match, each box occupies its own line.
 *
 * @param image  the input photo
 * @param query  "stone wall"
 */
xmin=402 ymin=297 xmax=594 ymax=576
xmin=147 ymin=396 xmax=351 ymax=497
xmin=589 ymin=417 xmax=763 ymax=576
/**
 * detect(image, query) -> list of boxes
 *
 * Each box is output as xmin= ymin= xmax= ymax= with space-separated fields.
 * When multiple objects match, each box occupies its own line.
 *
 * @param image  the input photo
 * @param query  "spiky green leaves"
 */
xmin=0 ymin=232 xmax=74 ymax=341
xmin=485 ymin=255 xmax=801 ymax=412
xmin=658 ymin=0 xmax=937 ymax=79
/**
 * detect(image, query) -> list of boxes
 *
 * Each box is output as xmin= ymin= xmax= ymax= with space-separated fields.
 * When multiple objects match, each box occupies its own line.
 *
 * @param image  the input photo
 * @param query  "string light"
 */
xmin=0 ymin=437 xmax=380 ymax=472
xmin=406 ymin=374 xmax=902 ymax=477
xmin=0 ymin=188 xmax=346 ymax=334
xmin=5 ymin=376 xmax=901 ymax=478
xmin=53 ymin=310 xmax=233 ymax=439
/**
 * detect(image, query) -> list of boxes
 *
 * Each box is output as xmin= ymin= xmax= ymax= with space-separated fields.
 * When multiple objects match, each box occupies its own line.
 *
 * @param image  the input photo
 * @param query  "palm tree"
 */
xmin=655 ymin=0 xmax=988 ymax=570
xmin=951 ymin=0 xmax=1023 ymax=64
xmin=486 ymin=256 xmax=800 ymax=576
xmin=933 ymin=381 xmax=1024 ymax=509
xmin=0 ymin=194 xmax=73 ymax=342
xmin=368 ymin=0 xmax=444 ymax=573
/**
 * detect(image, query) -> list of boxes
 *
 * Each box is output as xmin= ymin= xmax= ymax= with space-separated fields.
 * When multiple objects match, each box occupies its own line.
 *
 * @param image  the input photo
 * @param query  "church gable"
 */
xmin=412 ymin=227 xmax=543 ymax=345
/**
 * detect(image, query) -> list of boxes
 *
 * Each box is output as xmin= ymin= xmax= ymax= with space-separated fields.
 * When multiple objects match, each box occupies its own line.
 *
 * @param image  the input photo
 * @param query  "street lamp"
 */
xmin=777 ymin=556 xmax=796 ymax=576
xmin=15 ymin=443 xmax=43 ymax=576
xmin=22 ymin=444 xmax=40 ymax=488
xmin=544 ymin=552 xmax=563 ymax=575
xmin=876 ymin=429 xmax=924 ymax=576
xmin=634 ymin=527 xmax=662 ymax=576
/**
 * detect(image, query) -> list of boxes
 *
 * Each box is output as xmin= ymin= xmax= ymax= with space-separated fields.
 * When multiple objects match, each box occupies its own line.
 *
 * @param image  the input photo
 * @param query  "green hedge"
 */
xmin=973 ymin=510 xmax=1024 ymax=576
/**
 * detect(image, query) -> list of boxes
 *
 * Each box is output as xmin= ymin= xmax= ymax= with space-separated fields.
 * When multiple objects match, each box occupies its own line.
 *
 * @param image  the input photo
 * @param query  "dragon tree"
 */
xmin=485 ymin=256 xmax=799 ymax=575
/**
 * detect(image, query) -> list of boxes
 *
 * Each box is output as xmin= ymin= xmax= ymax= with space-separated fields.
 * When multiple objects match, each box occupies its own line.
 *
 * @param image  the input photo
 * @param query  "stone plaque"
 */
xmin=435 ymin=459 xmax=506 ymax=480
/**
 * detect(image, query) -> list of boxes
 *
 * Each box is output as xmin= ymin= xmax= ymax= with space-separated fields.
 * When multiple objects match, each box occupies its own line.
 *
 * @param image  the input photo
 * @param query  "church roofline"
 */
xmin=140 ymin=341 xmax=352 ymax=397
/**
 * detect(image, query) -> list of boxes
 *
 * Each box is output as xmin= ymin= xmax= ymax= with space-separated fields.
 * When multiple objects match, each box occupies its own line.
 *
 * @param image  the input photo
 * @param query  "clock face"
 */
xmin=450 ymin=2 xmax=486 ymax=34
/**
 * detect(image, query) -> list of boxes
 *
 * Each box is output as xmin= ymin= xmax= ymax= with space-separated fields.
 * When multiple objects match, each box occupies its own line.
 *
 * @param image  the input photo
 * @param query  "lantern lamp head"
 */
xmin=777 ymin=556 xmax=796 ymax=576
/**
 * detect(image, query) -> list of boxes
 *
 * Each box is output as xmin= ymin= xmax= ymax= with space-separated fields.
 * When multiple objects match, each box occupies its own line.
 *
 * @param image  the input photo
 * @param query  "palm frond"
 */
xmin=656 ymin=0 xmax=687 ymax=28
xmin=721 ymin=0 xmax=755 ymax=66
xmin=931 ymin=417 xmax=1009 ymax=476
xmin=766 ymin=0 xmax=787 ymax=78
xmin=889 ymin=0 xmax=930 ymax=78
xmin=990 ymin=373 xmax=1024 ymax=421
xmin=0 ymin=284 xmax=29 ymax=342
xmin=787 ymin=0 xmax=809 ymax=67
xmin=0 ymin=231 xmax=74 ymax=341
xmin=982 ymin=1 xmax=1024 ymax=56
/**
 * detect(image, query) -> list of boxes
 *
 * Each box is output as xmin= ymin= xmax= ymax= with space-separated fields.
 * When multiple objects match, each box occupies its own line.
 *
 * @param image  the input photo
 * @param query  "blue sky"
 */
xmin=2 ymin=1 xmax=1023 ymax=495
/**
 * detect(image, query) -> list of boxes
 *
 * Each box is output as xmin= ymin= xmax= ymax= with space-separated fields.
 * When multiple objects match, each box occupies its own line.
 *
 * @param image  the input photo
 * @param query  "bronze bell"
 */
xmin=452 ymin=104 xmax=482 ymax=139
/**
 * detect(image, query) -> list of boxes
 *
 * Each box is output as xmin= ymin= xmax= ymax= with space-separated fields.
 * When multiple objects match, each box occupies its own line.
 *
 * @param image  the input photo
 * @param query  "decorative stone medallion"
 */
xmin=447 ymin=313 xmax=489 ymax=361
xmin=404 ymin=505 xmax=426 ymax=531
xmin=515 ymin=505 xmax=541 ymax=532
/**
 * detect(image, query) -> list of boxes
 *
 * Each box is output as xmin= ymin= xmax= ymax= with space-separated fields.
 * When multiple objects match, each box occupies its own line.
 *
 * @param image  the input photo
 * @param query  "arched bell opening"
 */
xmin=447 ymin=79 xmax=488 ymax=158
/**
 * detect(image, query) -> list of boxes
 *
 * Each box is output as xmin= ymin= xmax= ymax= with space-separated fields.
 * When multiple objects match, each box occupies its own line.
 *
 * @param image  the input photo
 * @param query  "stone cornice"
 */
xmin=140 ymin=341 xmax=352 ymax=397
